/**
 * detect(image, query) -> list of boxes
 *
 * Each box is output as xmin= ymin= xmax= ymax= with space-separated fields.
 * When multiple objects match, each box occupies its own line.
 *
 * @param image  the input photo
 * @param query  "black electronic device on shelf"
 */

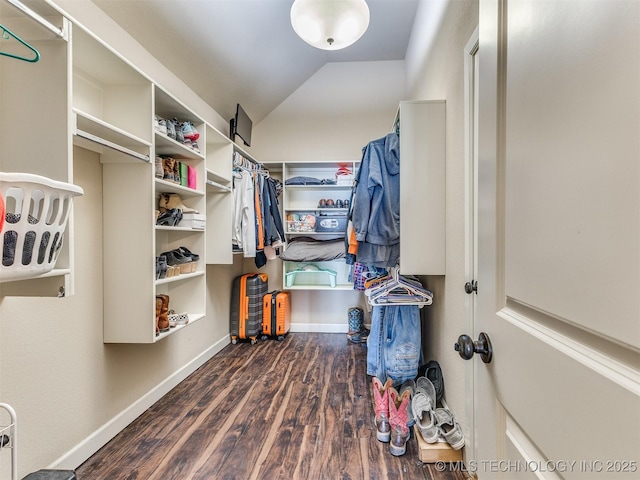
xmin=229 ymin=103 xmax=252 ymax=147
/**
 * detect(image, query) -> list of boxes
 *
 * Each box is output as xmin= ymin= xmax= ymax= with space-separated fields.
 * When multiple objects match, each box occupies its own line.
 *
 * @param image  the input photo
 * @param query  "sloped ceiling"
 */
xmin=89 ymin=0 xmax=419 ymax=124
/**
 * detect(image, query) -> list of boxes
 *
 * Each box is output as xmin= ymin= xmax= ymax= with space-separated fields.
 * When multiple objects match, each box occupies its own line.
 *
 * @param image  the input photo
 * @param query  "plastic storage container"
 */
xmin=0 ymin=173 xmax=84 ymax=282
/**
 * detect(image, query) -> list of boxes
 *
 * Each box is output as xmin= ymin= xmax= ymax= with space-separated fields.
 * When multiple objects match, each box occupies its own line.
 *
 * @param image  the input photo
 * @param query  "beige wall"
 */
xmin=405 ymin=0 xmax=479 ymax=441
xmin=251 ymin=60 xmax=406 ymax=330
xmin=0 ymin=2 xmax=240 ymax=477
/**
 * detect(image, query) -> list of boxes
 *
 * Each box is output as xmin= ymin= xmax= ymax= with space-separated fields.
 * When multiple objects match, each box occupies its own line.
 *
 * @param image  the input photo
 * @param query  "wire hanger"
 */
xmin=0 ymin=24 xmax=40 ymax=63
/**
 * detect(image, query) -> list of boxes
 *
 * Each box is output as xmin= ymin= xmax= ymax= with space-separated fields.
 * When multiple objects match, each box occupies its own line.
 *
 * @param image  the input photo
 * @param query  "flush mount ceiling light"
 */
xmin=290 ymin=0 xmax=370 ymax=51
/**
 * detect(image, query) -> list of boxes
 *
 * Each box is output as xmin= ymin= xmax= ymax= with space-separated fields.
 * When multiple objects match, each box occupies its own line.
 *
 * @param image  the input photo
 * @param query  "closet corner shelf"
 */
xmin=154 ymin=178 xmax=205 ymax=196
xmin=155 ymin=132 xmax=205 ymax=159
xmin=155 ymin=313 xmax=205 ymax=341
xmin=155 ymin=271 xmax=205 ymax=285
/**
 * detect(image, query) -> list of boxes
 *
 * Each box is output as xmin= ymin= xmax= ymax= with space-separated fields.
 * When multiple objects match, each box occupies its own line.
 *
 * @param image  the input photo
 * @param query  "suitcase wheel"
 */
xmin=277 ymin=335 xmax=285 ymax=341
xmin=250 ymin=336 xmax=258 ymax=345
xmin=231 ymin=336 xmax=238 ymax=345
xmin=261 ymin=334 xmax=268 ymax=341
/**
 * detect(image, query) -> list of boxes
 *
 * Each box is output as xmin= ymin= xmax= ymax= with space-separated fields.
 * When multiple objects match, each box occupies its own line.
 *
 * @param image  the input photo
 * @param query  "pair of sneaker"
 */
xmin=372 ymin=377 xmax=411 ymax=456
xmin=411 ymin=376 xmax=464 ymax=450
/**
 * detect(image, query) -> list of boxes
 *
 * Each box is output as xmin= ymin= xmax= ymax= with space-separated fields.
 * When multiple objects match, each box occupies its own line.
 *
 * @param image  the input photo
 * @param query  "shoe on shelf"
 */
xmin=173 ymin=118 xmax=185 ymax=143
xmin=159 ymin=193 xmax=199 ymax=214
xmin=156 ymin=255 xmax=167 ymax=280
xmin=166 ymin=119 xmax=177 ymax=139
xmin=177 ymin=246 xmax=199 ymax=262
xmin=155 ymin=294 xmax=171 ymax=334
xmin=156 ymin=208 xmax=183 ymax=227
xmin=434 ymin=407 xmax=465 ymax=450
xmin=413 ymin=376 xmax=438 ymax=442
xmin=372 ymin=377 xmax=392 ymax=442
xmin=154 ymin=115 xmax=167 ymax=135
xmin=162 ymin=249 xmax=194 ymax=274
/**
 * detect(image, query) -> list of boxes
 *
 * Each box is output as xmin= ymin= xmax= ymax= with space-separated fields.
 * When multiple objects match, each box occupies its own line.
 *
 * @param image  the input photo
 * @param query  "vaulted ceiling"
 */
xmin=90 ymin=0 xmax=420 ymax=124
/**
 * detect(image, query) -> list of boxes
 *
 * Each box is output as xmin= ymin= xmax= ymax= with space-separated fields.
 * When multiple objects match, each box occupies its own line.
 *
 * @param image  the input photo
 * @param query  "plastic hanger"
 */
xmin=365 ymin=266 xmax=433 ymax=307
xmin=0 ymin=24 xmax=40 ymax=62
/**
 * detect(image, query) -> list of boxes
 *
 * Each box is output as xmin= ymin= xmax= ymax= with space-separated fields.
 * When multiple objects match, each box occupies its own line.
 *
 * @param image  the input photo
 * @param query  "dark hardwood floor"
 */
xmin=76 ymin=333 xmax=468 ymax=480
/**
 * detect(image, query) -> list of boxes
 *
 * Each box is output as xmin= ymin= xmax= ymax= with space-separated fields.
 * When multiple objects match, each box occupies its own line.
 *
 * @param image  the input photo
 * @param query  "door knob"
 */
xmin=464 ymin=280 xmax=477 ymax=294
xmin=454 ymin=332 xmax=493 ymax=363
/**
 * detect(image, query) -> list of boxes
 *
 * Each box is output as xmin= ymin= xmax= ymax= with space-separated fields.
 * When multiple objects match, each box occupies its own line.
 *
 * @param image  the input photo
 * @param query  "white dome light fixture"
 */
xmin=290 ymin=0 xmax=370 ymax=51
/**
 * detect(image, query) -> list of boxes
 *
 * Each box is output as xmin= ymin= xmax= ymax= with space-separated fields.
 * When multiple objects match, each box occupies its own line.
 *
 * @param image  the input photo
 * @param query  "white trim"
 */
xmin=463 ymin=24 xmax=479 ymax=467
xmin=498 ymin=305 xmax=640 ymax=396
xmin=48 ymin=335 xmax=231 ymax=470
xmin=290 ymin=323 xmax=349 ymax=334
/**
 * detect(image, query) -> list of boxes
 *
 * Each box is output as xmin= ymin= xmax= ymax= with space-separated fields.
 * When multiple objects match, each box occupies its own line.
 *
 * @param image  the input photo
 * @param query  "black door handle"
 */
xmin=454 ymin=332 xmax=493 ymax=363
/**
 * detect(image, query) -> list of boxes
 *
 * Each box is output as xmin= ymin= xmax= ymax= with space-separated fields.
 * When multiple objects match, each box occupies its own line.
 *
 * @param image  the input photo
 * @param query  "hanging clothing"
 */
xmin=351 ymin=133 xmax=400 ymax=268
xmin=232 ymin=169 xmax=257 ymax=258
xmin=232 ymin=153 xmax=285 ymax=267
xmin=367 ymin=304 xmax=421 ymax=387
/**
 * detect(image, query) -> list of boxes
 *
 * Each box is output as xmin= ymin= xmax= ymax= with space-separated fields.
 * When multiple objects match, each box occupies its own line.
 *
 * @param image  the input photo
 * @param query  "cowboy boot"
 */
xmin=372 ymin=377 xmax=392 ymax=442
xmin=156 ymin=294 xmax=171 ymax=334
xmin=388 ymin=387 xmax=411 ymax=456
xmin=155 ymin=295 xmax=162 ymax=336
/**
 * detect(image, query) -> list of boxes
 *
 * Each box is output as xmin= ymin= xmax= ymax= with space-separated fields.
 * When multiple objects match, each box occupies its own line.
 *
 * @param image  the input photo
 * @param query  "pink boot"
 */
xmin=372 ymin=377 xmax=392 ymax=442
xmin=388 ymin=387 xmax=411 ymax=456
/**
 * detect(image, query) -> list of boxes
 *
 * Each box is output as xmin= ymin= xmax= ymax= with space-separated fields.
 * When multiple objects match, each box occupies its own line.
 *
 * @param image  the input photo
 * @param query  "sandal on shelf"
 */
xmin=177 ymin=246 xmax=199 ymax=261
xmin=156 ymin=208 xmax=183 ymax=226
xmin=434 ymin=407 xmax=465 ymax=450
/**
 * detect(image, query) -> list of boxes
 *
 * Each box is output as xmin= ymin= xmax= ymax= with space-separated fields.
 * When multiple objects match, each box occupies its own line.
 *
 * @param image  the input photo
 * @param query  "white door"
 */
xmin=474 ymin=1 xmax=640 ymax=479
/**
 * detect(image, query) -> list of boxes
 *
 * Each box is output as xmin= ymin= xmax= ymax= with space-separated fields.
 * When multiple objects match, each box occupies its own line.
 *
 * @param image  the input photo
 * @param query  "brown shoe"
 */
xmin=156 ymin=294 xmax=171 ymax=334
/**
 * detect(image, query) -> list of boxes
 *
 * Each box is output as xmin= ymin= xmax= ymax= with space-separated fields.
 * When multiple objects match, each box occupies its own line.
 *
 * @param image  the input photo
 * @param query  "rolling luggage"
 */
xmin=230 ymin=273 xmax=268 ymax=344
xmin=262 ymin=290 xmax=291 ymax=341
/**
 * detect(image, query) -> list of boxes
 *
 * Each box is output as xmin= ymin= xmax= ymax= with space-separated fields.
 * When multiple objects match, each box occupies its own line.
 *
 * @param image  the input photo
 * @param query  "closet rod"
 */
xmin=75 ymin=129 xmax=151 ymax=163
xmin=5 ymin=0 xmax=66 ymax=39
xmin=206 ymin=179 xmax=231 ymax=192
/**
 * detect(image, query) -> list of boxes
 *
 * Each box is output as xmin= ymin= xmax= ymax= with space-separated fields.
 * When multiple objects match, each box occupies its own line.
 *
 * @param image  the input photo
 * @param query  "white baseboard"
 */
xmin=290 ymin=323 xmax=348 ymax=334
xmin=50 ymin=335 xmax=231 ymax=470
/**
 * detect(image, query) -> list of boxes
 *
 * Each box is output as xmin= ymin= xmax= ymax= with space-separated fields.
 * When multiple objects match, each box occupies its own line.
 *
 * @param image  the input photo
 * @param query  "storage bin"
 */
xmin=315 ymin=214 xmax=347 ymax=233
xmin=286 ymin=212 xmax=316 ymax=233
xmin=0 ymin=173 xmax=84 ymax=282
xmin=181 ymin=213 xmax=205 ymax=230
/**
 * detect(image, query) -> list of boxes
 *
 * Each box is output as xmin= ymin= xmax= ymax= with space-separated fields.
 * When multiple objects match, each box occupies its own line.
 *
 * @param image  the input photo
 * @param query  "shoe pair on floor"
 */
xmin=372 ymin=377 xmax=411 ymax=456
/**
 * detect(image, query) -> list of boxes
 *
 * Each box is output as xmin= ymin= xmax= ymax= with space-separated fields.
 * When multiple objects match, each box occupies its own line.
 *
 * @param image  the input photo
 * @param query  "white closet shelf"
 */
xmin=74 ymin=109 xmax=151 ymax=162
xmin=154 ymin=178 xmax=204 ymax=197
xmin=155 ymin=313 xmax=205 ymax=341
xmin=155 ymin=132 xmax=205 ymax=160
xmin=155 ymin=271 xmax=205 ymax=285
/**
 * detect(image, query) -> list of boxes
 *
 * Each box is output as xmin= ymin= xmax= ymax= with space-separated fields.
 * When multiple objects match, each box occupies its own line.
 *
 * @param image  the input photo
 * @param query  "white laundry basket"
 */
xmin=0 ymin=173 xmax=84 ymax=282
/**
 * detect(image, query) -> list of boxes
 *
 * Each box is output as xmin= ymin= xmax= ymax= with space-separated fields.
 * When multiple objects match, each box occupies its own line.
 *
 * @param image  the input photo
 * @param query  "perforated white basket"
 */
xmin=0 ymin=173 xmax=84 ymax=282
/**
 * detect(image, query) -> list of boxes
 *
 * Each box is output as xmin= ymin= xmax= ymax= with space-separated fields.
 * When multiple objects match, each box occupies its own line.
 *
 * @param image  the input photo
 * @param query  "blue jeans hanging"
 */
xmin=367 ymin=305 xmax=421 ymax=387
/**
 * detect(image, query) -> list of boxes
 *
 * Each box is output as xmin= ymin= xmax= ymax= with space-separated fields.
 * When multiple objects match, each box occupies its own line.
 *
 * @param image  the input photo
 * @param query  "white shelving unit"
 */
xmin=0 ymin=3 xmax=75 ymax=297
xmin=280 ymin=161 xmax=358 ymax=290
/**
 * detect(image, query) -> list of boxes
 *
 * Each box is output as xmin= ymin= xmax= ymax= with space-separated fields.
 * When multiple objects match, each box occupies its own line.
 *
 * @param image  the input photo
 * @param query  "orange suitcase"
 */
xmin=230 ymin=273 xmax=268 ymax=344
xmin=262 ymin=290 xmax=290 ymax=341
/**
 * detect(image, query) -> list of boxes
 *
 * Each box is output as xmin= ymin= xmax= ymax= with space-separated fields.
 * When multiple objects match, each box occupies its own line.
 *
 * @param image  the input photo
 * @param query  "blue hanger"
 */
xmin=0 ymin=24 xmax=40 ymax=62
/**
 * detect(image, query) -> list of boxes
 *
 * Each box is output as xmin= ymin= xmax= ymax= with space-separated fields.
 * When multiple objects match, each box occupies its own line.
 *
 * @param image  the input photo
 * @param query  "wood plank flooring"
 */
xmin=76 ymin=333 xmax=469 ymax=480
